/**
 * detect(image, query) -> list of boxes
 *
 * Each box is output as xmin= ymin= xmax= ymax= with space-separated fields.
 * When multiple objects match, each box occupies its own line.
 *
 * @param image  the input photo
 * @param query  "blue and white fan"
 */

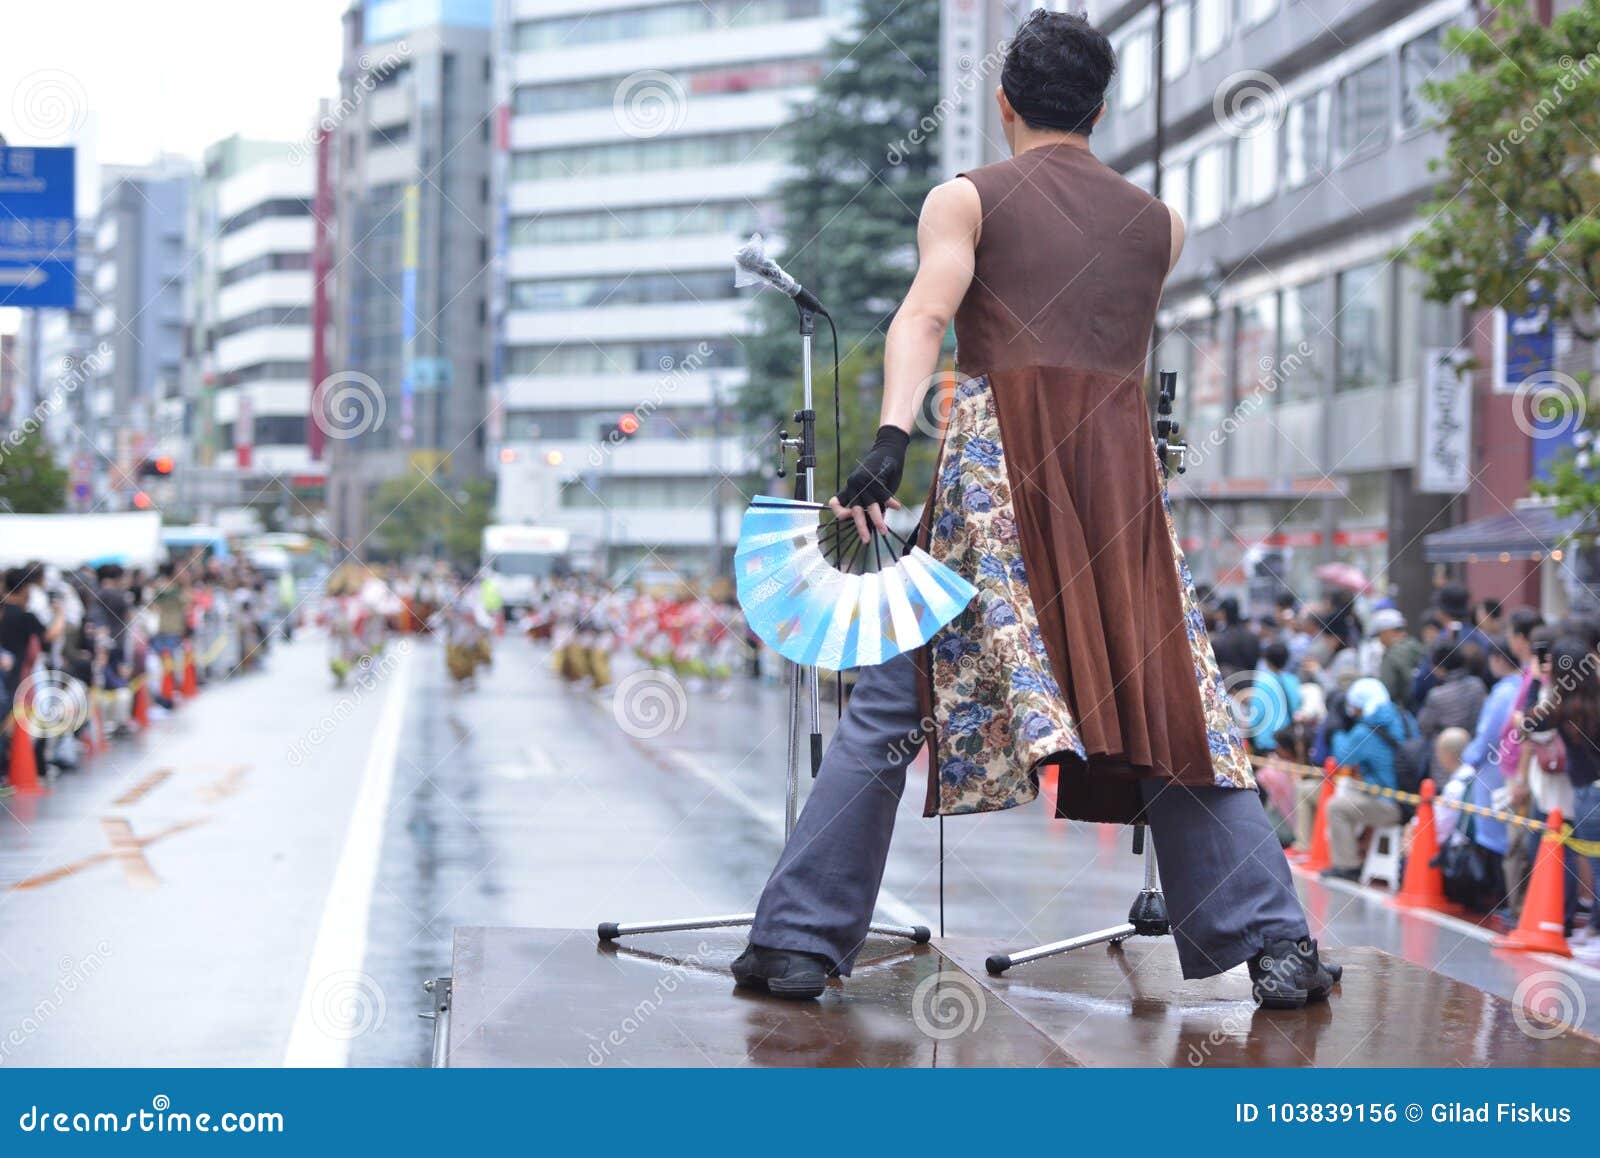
xmin=735 ymin=496 xmax=977 ymax=671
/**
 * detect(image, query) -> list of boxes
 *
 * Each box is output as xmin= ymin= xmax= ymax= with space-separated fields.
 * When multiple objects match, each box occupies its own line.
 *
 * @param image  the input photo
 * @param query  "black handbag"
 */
xmin=1431 ymin=778 xmax=1506 ymax=914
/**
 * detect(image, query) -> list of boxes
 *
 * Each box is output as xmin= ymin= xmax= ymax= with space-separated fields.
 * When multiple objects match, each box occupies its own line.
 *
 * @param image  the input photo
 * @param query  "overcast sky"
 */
xmin=2 ymin=0 xmax=348 ymax=168
xmin=1 ymin=1 xmax=349 ymax=335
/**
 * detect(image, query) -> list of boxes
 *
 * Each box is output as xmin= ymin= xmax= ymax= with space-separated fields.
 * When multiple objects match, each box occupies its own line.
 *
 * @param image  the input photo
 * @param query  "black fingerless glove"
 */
xmin=838 ymin=425 xmax=910 ymax=509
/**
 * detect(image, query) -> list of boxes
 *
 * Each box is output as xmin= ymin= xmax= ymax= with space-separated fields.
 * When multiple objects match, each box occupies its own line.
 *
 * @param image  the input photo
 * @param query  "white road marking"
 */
xmin=283 ymin=647 xmax=414 ymax=1067
xmin=657 ymin=746 xmax=935 ymax=932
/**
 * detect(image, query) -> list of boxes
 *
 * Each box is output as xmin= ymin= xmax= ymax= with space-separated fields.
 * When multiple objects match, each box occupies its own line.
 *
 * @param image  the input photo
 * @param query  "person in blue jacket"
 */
xmin=1323 ymin=677 xmax=1416 ymax=879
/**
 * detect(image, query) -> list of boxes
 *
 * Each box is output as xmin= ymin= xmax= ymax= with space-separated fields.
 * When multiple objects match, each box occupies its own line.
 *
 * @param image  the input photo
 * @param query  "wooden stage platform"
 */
xmin=438 ymin=927 xmax=1600 ymax=1067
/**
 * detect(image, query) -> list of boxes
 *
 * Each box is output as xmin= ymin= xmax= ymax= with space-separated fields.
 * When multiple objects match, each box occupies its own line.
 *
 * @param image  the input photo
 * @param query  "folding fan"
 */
xmin=735 ymin=496 xmax=977 ymax=671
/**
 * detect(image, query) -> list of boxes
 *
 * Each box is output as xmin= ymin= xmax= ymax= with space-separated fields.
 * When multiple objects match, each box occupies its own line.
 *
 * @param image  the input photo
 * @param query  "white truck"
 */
xmin=481 ymin=524 xmax=571 ymax=610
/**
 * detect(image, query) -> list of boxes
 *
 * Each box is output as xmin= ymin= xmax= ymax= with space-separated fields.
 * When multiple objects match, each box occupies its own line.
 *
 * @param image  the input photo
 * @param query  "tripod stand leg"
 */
xmin=983 ymin=825 xmax=1168 ymax=974
xmin=598 ymin=914 xmax=754 ymax=941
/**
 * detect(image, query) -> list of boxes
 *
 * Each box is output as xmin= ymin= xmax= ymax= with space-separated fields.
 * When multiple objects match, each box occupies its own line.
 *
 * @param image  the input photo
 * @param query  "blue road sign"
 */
xmin=0 ymin=146 xmax=76 ymax=309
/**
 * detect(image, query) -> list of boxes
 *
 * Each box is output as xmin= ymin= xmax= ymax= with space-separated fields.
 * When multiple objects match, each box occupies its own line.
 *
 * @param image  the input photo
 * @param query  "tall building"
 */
xmin=89 ymin=158 xmax=192 ymax=506
xmin=327 ymin=0 xmax=496 ymax=552
xmin=947 ymin=0 xmax=1523 ymax=618
xmin=490 ymin=0 xmax=851 ymax=577
xmin=182 ymin=135 xmax=319 ymax=519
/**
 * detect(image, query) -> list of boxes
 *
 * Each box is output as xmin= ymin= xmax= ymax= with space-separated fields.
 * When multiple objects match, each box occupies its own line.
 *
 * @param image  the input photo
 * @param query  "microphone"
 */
xmin=733 ymin=234 xmax=828 ymax=316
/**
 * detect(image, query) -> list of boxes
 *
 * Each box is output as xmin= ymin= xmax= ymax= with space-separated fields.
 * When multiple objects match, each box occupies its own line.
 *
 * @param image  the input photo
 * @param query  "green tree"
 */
xmin=0 ymin=423 xmax=68 ymax=513
xmin=1408 ymin=0 xmax=1600 ymax=519
xmin=740 ymin=0 xmax=945 ymax=503
xmin=1409 ymin=0 xmax=1600 ymax=343
xmin=367 ymin=469 xmax=494 ymax=566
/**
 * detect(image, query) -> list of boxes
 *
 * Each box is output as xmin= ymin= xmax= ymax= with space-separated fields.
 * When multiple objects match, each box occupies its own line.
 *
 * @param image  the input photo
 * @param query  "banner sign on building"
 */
xmin=1496 ymin=302 xmax=1554 ymax=394
xmin=1418 ymin=348 xmax=1472 ymax=494
xmin=400 ymin=183 xmax=420 ymax=445
xmin=0 ymin=146 xmax=76 ymax=309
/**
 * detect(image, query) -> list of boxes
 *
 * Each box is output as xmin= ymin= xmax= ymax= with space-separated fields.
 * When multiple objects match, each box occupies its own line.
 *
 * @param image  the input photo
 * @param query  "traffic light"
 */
xmin=598 ymin=413 xmax=641 ymax=443
xmin=137 ymin=456 xmax=174 ymax=479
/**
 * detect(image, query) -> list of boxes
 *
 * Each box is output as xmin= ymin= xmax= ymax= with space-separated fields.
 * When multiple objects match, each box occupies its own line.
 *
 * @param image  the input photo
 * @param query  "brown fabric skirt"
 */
xmin=916 ymin=367 xmax=1254 ymax=825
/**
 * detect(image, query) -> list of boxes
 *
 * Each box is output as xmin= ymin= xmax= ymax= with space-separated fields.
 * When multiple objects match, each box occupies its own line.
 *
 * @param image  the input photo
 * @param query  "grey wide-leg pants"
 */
xmin=749 ymin=652 xmax=1310 ymax=978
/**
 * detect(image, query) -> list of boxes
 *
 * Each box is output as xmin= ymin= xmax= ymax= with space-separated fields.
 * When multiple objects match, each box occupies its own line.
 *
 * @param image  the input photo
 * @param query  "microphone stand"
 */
xmin=597 ymin=298 xmax=930 ymax=949
xmin=983 ymin=369 xmax=1186 ymax=976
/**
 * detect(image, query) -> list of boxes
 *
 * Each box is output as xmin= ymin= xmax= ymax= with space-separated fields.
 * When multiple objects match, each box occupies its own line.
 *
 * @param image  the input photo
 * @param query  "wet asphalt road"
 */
xmin=2 ymin=632 xmax=1597 ymax=1066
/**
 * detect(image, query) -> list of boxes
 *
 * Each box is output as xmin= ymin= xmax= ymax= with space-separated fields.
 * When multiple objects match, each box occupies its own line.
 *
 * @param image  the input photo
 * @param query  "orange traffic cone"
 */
xmin=160 ymin=653 xmax=177 ymax=704
xmin=1301 ymin=761 xmax=1338 ymax=873
xmin=1493 ymin=810 xmax=1572 ymax=956
xmin=182 ymin=648 xmax=199 ymax=698
xmin=1394 ymin=778 xmax=1453 ymax=911
xmin=6 ymin=712 xmax=46 ymax=796
xmin=85 ymin=692 xmax=108 ymax=756
xmin=132 ymin=679 xmax=151 ymax=729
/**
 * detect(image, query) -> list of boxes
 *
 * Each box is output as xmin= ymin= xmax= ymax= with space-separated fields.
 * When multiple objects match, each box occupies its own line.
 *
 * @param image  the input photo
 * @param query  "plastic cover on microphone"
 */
xmin=733 ymin=233 xmax=801 ymax=297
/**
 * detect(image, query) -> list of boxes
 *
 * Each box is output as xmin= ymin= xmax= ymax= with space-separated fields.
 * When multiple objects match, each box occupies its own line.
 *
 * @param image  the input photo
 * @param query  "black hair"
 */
xmin=1263 ymin=641 xmax=1290 ymax=670
xmin=1508 ymin=606 xmax=1544 ymax=643
xmin=1437 ymin=583 xmax=1472 ymax=620
xmin=1432 ymin=640 xmax=1465 ymax=671
xmin=1000 ymin=9 xmax=1116 ymax=136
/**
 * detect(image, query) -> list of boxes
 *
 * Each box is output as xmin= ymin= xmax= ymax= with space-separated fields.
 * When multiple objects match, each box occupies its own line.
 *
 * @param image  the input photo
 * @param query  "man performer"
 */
xmin=732 ymin=9 xmax=1340 ymax=1009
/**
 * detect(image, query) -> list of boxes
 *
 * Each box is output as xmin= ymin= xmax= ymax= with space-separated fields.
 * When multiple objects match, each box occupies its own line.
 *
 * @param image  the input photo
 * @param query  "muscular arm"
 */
xmin=876 ymin=178 xmax=981 ymax=433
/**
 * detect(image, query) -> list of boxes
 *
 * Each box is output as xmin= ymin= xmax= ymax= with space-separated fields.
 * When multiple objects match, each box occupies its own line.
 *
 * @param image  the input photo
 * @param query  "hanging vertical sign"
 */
xmin=1418 ymin=348 xmax=1472 ymax=494
xmin=400 ymin=183 xmax=420 ymax=446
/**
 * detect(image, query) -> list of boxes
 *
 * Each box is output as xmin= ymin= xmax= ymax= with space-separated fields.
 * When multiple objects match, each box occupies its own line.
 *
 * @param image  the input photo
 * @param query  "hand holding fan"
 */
xmin=734 ymin=496 xmax=977 ymax=671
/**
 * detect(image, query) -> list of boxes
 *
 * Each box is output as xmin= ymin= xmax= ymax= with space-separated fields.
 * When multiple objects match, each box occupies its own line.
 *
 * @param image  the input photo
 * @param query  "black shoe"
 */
xmin=1319 ymin=866 xmax=1361 ymax=882
xmin=730 ymin=945 xmax=830 ymax=1000
xmin=1249 ymin=937 xmax=1341 ymax=1009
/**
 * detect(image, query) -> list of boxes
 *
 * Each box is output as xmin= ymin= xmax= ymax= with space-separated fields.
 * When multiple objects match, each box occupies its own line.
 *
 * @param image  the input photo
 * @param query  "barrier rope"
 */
xmin=1251 ymin=754 xmax=1600 ymax=858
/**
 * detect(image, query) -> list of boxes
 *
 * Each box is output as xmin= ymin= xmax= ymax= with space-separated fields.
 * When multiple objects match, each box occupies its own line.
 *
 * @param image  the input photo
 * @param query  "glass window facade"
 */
xmin=1400 ymin=24 xmax=1451 ymax=130
xmin=1335 ymin=261 xmax=1392 ymax=392
xmin=514 ymin=0 xmax=826 ymax=52
xmin=1233 ymin=122 xmax=1277 ymax=210
xmin=509 ymin=271 xmax=734 ymax=311
xmin=510 ymin=201 xmax=767 ymax=247
xmin=1189 ymin=143 xmax=1227 ymax=230
xmin=1283 ymin=89 xmax=1329 ymax=188
xmin=505 ymin=340 xmax=743 ymax=377
xmin=1194 ymin=0 xmax=1228 ymax=59
xmin=515 ymin=59 xmax=822 ymax=116
xmin=1279 ymin=279 xmax=1330 ymax=404
xmin=1337 ymin=58 xmax=1391 ymax=158
xmin=511 ymin=131 xmax=785 ymax=181
xmin=1162 ymin=0 xmax=1192 ymax=81
xmin=1234 ymin=292 xmax=1278 ymax=401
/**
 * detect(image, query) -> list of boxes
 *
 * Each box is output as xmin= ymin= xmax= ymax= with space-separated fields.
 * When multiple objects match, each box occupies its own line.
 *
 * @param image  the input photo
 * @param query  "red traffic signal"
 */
xmin=617 ymin=413 xmax=641 ymax=437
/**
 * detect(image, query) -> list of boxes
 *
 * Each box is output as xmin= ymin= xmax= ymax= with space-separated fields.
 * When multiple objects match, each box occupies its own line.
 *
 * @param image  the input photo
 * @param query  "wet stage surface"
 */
xmin=445 ymin=928 xmax=1600 ymax=1067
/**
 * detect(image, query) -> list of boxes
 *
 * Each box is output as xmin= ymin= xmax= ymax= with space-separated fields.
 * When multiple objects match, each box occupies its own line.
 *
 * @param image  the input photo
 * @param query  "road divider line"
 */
xmin=283 ymin=647 xmax=413 ymax=1067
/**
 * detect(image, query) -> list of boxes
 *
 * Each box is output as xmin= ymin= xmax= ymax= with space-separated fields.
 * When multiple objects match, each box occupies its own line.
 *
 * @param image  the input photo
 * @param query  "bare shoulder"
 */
xmin=922 ymin=177 xmax=983 ymax=242
xmin=1164 ymin=202 xmax=1186 ymax=273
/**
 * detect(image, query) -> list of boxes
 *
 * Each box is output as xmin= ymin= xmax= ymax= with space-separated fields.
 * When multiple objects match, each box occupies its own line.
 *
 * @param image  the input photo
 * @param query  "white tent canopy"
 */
xmin=0 ymin=512 xmax=165 ymax=569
